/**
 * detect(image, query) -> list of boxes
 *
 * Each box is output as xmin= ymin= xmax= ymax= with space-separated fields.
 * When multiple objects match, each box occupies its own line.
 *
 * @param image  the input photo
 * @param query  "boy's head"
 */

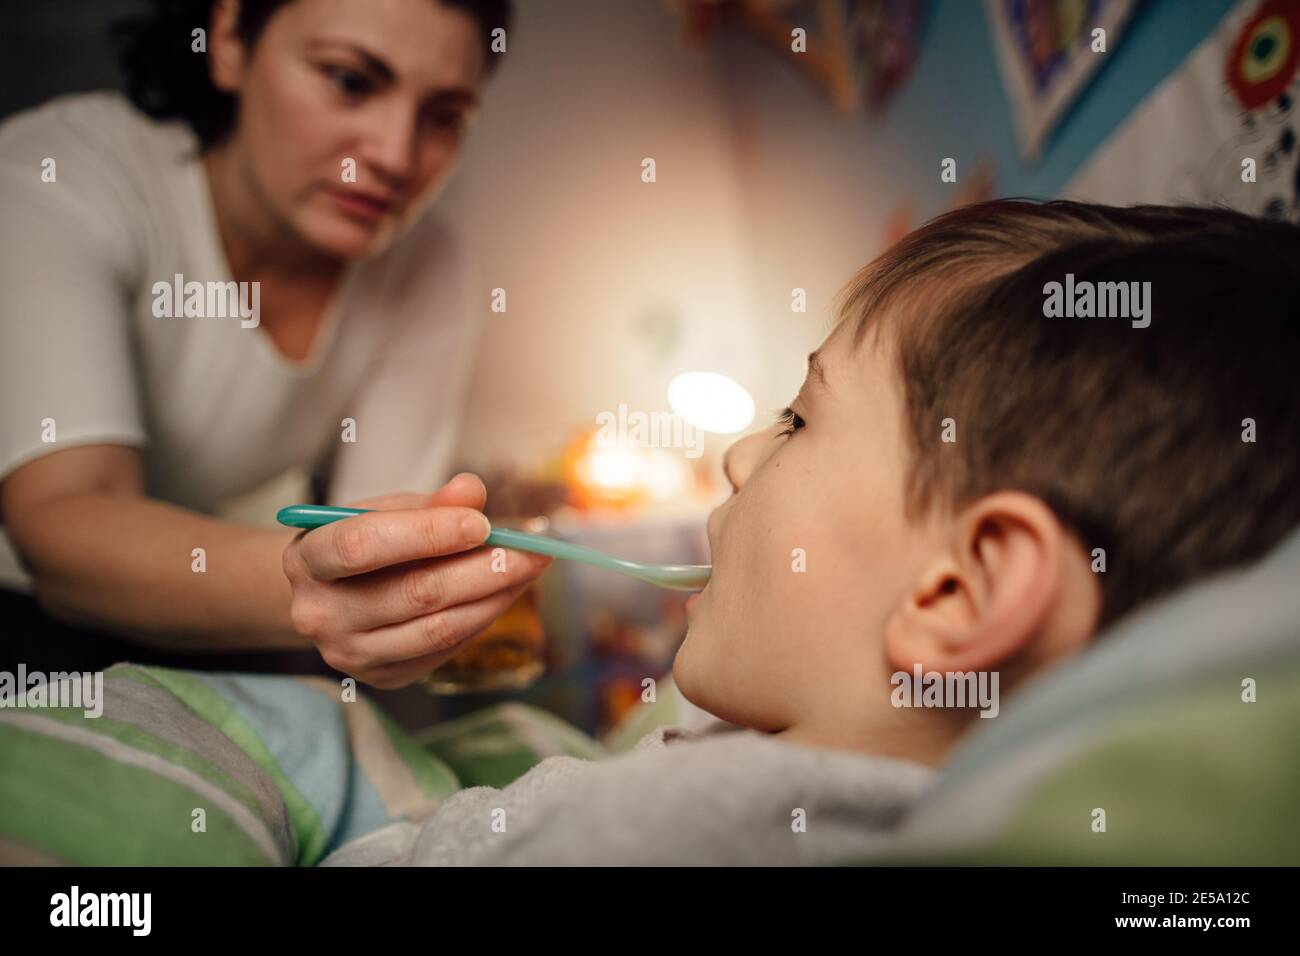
xmin=674 ymin=200 xmax=1300 ymax=763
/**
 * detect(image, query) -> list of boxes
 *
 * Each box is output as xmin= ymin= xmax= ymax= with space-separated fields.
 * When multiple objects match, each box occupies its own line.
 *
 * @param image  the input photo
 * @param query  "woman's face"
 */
xmin=210 ymin=0 xmax=485 ymax=259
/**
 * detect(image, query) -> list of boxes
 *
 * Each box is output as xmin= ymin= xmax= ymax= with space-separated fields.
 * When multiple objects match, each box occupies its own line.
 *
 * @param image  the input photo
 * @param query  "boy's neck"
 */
xmin=774 ymin=715 xmax=959 ymax=767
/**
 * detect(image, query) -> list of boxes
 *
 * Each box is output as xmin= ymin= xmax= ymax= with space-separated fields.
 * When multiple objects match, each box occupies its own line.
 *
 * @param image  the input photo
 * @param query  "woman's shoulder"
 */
xmin=0 ymin=90 xmax=195 ymax=193
xmin=0 ymin=90 xmax=187 ymax=151
xmin=0 ymin=91 xmax=197 ymax=271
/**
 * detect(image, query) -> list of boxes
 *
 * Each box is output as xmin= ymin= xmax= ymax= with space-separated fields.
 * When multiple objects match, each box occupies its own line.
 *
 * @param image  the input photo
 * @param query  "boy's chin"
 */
xmin=670 ymin=633 xmax=710 ymax=712
xmin=671 ymin=627 xmax=747 ymax=727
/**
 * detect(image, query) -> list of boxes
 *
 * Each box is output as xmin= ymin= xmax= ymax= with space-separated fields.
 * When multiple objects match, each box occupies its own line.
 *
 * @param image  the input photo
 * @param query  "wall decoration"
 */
xmin=985 ymin=0 xmax=1139 ymax=159
xmin=1067 ymin=0 xmax=1300 ymax=222
xmin=847 ymin=0 xmax=929 ymax=110
xmin=667 ymin=0 xmax=927 ymax=113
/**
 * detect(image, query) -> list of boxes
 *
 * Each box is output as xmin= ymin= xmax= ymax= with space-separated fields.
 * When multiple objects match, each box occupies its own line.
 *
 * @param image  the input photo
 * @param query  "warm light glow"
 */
xmin=642 ymin=449 xmax=689 ymax=498
xmin=667 ymin=371 xmax=755 ymax=434
xmin=563 ymin=428 xmax=695 ymax=509
xmin=585 ymin=446 xmax=643 ymax=489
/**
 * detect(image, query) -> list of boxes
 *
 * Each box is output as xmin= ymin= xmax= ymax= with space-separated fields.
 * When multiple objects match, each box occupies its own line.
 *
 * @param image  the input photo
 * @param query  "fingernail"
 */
xmin=462 ymin=512 xmax=490 ymax=542
xmin=454 ymin=472 xmax=484 ymax=495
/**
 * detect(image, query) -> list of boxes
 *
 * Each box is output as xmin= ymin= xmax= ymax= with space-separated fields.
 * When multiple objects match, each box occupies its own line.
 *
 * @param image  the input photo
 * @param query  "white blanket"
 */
xmin=322 ymin=722 xmax=935 ymax=866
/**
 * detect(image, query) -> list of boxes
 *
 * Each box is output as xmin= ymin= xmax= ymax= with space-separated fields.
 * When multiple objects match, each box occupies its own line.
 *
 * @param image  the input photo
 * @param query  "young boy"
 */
xmin=673 ymin=198 xmax=1300 ymax=766
xmin=322 ymin=199 xmax=1300 ymax=865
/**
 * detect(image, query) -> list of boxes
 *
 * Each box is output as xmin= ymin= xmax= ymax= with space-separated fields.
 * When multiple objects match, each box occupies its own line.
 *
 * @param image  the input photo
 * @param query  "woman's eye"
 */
xmin=776 ymin=406 xmax=805 ymax=436
xmin=424 ymin=109 xmax=467 ymax=134
xmin=326 ymin=67 xmax=373 ymax=98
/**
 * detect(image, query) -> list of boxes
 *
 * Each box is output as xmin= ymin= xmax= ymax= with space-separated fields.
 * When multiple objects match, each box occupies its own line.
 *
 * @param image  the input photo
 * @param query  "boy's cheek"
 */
xmin=675 ymin=565 xmax=842 ymax=726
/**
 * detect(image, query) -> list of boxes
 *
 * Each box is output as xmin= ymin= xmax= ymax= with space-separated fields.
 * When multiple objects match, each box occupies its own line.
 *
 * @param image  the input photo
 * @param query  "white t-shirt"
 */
xmin=0 ymin=92 xmax=484 ymax=591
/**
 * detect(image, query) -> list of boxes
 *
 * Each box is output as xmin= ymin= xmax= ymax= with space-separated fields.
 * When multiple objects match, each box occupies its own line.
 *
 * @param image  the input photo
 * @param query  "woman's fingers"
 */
xmin=329 ymin=546 xmax=551 ymax=632
xmin=295 ymin=503 xmax=492 ymax=581
xmin=347 ymin=581 xmax=534 ymax=686
xmin=296 ymin=472 xmax=491 ymax=581
xmin=280 ymin=471 xmax=550 ymax=686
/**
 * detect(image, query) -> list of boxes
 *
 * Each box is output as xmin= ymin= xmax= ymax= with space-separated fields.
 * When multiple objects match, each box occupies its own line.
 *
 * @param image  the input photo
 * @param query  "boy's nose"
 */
xmin=722 ymin=426 xmax=779 ymax=493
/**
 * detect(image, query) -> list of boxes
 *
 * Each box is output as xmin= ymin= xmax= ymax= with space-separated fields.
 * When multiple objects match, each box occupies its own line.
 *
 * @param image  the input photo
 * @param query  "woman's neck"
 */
xmin=202 ymin=139 xmax=341 ymax=287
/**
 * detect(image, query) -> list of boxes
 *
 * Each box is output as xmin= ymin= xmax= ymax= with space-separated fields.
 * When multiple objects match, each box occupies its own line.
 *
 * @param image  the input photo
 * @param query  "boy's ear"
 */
xmin=883 ymin=492 xmax=1069 ymax=675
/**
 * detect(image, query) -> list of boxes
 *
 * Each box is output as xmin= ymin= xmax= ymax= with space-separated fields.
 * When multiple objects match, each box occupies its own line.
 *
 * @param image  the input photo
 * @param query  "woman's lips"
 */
xmin=685 ymin=591 xmax=703 ymax=613
xmin=327 ymin=187 xmax=395 ymax=222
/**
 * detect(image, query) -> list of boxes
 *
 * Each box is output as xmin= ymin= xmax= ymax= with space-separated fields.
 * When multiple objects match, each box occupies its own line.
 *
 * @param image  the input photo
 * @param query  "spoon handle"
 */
xmin=275 ymin=504 xmax=709 ymax=590
xmin=276 ymin=505 xmax=554 ymax=557
xmin=276 ymin=504 xmax=369 ymax=529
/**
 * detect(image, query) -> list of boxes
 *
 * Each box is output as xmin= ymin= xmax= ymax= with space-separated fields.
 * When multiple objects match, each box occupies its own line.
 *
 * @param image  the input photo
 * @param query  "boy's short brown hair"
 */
xmin=839 ymin=200 xmax=1300 ymax=628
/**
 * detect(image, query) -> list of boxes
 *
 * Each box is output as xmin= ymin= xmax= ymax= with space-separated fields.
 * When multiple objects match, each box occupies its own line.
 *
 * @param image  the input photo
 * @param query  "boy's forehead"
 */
xmin=813 ymin=317 xmax=899 ymax=402
xmin=824 ymin=311 xmax=895 ymax=369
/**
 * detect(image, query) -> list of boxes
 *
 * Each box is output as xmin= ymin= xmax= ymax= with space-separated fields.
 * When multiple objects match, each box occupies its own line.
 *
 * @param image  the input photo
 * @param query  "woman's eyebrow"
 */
xmin=308 ymin=39 xmax=396 ymax=82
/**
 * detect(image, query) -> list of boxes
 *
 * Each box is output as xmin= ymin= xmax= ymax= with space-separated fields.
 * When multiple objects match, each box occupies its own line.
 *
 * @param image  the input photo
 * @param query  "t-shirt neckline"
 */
xmin=184 ymin=146 xmax=358 ymax=379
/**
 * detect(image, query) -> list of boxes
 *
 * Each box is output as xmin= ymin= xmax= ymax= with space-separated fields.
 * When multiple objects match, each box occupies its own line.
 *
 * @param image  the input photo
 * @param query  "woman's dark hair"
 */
xmin=114 ymin=0 xmax=512 ymax=148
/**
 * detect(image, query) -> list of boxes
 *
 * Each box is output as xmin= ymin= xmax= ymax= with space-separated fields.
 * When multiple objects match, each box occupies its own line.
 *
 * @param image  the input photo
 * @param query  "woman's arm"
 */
xmin=2 ymin=443 xmax=306 ymax=651
xmin=3 ymin=446 xmax=553 ymax=684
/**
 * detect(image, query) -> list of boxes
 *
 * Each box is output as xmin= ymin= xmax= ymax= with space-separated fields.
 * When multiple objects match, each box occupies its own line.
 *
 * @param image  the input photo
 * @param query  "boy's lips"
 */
xmin=688 ymin=511 xmax=718 ymax=614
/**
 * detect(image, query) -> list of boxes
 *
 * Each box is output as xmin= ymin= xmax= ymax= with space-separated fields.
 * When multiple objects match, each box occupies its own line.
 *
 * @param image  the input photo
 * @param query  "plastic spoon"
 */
xmin=276 ymin=504 xmax=711 ymax=591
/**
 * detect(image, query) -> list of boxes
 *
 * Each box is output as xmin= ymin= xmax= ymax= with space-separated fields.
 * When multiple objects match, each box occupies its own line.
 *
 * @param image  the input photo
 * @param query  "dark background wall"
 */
xmin=0 ymin=0 xmax=148 ymax=120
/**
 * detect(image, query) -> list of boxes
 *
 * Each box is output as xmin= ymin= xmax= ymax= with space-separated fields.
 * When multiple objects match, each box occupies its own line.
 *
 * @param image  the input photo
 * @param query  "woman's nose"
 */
xmin=722 ymin=426 xmax=779 ymax=493
xmin=360 ymin=107 xmax=420 ymax=185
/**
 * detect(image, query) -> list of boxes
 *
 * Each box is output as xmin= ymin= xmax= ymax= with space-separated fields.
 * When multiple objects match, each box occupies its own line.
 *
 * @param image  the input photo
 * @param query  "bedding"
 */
xmin=0 ymin=664 xmax=603 ymax=865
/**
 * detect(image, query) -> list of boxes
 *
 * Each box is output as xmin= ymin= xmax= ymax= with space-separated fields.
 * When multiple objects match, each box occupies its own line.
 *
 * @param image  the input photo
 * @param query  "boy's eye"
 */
xmin=776 ymin=406 xmax=805 ymax=436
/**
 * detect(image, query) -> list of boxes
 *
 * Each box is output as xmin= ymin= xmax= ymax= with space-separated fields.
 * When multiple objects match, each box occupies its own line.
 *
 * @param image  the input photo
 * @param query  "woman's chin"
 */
xmin=301 ymin=213 xmax=398 ymax=261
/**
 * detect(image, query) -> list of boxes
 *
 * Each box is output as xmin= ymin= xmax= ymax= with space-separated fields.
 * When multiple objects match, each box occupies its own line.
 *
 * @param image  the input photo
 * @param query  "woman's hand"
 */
xmin=281 ymin=473 xmax=552 ymax=688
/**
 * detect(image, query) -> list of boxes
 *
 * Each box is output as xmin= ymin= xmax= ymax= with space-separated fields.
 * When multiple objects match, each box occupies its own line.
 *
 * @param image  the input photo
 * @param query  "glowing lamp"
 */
xmin=667 ymin=371 xmax=755 ymax=434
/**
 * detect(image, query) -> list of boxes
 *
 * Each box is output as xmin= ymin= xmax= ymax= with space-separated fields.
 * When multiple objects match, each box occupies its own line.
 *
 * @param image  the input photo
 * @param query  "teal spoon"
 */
xmin=276 ymin=504 xmax=711 ymax=591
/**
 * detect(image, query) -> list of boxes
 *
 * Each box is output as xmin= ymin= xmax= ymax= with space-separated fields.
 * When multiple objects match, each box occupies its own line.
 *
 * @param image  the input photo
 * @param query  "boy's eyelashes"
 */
xmin=775 ymin=406 xmax=806 ymax=436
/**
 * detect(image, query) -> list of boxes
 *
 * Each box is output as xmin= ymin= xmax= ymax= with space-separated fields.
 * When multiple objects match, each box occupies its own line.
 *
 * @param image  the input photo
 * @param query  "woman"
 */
xmin=0 ymin=0 xmax=550 ymax=688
